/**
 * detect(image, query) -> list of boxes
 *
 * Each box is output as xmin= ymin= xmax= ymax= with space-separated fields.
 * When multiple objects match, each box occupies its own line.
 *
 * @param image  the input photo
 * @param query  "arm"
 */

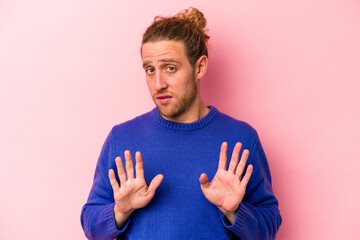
xmin=200 ymin=138 xmax=282 ymax=240
xmin=80 ymin=130 xmax=163 ymax=240
xmin=80 ymin=130 xmax=123 ymax=240
xmin=223 ymin=137 xmax=282 ymax=239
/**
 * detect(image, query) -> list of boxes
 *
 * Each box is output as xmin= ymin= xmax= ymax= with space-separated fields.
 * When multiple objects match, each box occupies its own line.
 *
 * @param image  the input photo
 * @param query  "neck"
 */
xmin=162 ymin=99 xmax=210 ymax=123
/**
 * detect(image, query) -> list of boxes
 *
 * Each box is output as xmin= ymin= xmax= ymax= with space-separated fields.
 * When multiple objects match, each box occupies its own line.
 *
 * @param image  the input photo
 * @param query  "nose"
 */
xmin=154 ymin=72 xmax=168 ymax=92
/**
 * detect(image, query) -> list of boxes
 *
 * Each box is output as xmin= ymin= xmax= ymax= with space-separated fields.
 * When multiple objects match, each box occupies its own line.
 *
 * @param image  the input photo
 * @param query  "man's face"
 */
xmin=142 ymin=40 xmax=199 ymax=121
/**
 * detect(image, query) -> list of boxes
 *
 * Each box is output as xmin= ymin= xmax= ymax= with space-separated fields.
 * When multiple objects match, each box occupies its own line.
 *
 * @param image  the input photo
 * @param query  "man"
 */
xmin=81 ymin=7 xmax=282 ymax=240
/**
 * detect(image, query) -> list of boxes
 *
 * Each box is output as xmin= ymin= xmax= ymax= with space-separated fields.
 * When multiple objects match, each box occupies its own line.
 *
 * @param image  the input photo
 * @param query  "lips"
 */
xmin=156 ymin=94 xmax=172 ymax=104
xmin=156 ymin=94 xmax=172 ymax=99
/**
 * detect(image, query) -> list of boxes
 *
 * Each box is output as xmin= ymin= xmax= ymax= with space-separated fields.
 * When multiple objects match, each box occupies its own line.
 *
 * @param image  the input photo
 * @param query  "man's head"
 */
xmin=142 ymin=7 xmax=210 ymax=66
xmin=141 ymin=8 xmax=210 ymax=122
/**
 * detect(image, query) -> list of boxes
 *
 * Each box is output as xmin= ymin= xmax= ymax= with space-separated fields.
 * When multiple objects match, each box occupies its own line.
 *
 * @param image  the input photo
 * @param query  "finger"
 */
xmin=240 ymin=164 xmax=253 ymax=189
xmin=135 ymin=151 xmax=144 ymax=179
xmin=148 ymin=174 xmax=164 ymax=194
xmin=199 ymin=173 xmax=209 ymax=188
xmin=115 ymin=156 xmax=126 ymax=185
xmin=228 ymin=142 xmax=242 ymax=173
xmin=125 ymin=150 xmax=134 ymax=180
xmin=218 ymin=142 xmax=228 ymax=170
xmin=235 ymin=149 xmax=250 ymax=177
xmin=108 ymin=169 xmax=120 ymax=192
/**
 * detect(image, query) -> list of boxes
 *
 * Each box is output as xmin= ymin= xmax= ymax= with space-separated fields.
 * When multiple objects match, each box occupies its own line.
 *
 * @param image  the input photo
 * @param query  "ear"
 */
xmin=194 ymin=55 xmax=208 ymax=80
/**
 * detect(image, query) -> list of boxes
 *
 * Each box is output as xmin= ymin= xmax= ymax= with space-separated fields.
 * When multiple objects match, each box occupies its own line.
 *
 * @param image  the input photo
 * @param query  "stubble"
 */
xmin=154 ymin=77 xmax=198 ymax=120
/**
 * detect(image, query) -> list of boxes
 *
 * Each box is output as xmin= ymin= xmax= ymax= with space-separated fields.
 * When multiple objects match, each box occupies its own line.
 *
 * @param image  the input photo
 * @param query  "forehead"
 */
xmin=141 ymin=40 xmax=188 ymax=64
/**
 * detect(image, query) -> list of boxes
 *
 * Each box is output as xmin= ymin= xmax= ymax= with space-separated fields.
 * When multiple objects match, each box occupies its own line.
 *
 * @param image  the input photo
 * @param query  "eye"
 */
xmin=146 ymin=68 xmax=155 ymax=74
xmin=167 ymin=66 xmax=176 ymax=72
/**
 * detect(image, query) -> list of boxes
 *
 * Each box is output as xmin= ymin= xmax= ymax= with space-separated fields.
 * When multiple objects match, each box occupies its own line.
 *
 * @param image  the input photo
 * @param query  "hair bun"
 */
xmin=175 ymin=7 xmax=209 ymax=41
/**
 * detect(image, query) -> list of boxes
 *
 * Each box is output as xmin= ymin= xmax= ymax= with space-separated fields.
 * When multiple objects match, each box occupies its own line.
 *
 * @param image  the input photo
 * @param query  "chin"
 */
xmin=156 ymin=106 xmax=175 ymax=118
xmin=156 ymin=105 xmax=182 ymax=120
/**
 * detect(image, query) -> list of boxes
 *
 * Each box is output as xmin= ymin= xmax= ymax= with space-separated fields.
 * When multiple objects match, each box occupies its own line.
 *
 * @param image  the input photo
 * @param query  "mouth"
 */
xmin=156 ymin=94 xmax=172 ymax=104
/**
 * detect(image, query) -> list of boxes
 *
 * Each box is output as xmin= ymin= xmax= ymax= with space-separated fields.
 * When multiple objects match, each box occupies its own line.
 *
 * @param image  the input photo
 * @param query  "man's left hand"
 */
xmin=199 ymin=142 xmax=253 ymax=224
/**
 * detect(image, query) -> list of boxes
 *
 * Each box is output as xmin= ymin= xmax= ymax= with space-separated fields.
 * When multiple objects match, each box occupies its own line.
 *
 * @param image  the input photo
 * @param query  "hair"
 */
xmin=142 ymin=7 xmax=210 ymax=66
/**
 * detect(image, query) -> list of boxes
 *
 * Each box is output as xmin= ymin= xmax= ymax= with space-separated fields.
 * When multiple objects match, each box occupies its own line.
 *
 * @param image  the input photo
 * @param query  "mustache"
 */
xmin=156 ymin=90 xmax=170 ymax=95
xmin=153 ymin=90 xmax=173 ymax=97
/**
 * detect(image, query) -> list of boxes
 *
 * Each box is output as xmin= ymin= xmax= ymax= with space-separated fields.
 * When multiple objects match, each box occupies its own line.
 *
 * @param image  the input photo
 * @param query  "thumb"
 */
xmin=148 ymin=174 xmax=164 ymax=193
xmin=199 ymin=173 xmax=209 ymax=188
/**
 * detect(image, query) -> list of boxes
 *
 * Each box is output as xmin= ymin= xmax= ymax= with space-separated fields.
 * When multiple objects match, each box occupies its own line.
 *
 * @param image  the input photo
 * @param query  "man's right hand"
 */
xmin=108 ymin=150 xmax=163 ymax=229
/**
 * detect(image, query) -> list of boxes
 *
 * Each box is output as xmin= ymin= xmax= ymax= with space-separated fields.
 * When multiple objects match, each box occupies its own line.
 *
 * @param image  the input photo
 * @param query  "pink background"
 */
xmin=1 ymin=1 xmax=360 ymax=239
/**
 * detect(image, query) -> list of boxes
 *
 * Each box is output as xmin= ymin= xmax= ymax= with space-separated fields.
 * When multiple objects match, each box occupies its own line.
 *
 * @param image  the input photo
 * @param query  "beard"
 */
xmin=153 ymin=77 xmax=198 ymax=121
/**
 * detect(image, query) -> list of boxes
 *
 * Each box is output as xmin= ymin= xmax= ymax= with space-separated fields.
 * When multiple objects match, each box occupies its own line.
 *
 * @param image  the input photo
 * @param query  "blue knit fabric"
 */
xmin=81 ymin=106 xmax=282 ymax=240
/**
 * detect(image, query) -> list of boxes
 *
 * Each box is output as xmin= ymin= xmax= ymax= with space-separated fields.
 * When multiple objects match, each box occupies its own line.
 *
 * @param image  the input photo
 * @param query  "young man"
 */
xmin=81 ymin=8 xmax=282 ymax=240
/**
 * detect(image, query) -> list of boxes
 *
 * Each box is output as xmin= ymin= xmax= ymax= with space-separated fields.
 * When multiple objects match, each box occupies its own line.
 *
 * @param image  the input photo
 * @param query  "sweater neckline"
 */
xmin=151 ymin=106 xmax=218 ymax=132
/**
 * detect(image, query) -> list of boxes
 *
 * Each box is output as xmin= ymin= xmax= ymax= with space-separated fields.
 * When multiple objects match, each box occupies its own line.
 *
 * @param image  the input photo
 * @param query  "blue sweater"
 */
xmin=81 ymin=106 xmax=282 ymax=240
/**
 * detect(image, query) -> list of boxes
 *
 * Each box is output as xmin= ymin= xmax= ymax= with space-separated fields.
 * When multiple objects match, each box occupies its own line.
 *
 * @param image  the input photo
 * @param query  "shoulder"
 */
xmin=214 ymin=110 xmax=258 ymax=139
xmin=108 ymin=110 xmax=154 ymax=139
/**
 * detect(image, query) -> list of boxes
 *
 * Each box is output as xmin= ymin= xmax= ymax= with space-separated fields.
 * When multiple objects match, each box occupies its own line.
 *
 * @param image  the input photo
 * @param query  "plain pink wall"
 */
xmin=1 ymin=0 xmax=359 ymax=239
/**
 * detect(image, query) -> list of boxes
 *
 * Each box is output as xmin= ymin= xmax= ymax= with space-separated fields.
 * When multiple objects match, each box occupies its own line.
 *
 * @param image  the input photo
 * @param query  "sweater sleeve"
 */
xmin=80 ymin=128 xmax=130 ymax=240
xmin=220 ymin=134 xmax=282 ymax=240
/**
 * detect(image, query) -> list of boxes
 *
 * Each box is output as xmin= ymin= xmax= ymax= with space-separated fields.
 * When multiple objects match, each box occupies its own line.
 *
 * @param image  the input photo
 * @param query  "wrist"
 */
xmin=219 ymin=208 xmax=237 ymax=225
xmin=114 ymin=205 xmax=133 ymax=229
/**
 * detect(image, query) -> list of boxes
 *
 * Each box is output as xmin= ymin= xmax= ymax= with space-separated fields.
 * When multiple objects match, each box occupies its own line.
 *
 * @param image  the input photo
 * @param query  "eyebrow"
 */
xmin=142 ymin=58 xmax=182 ymax=69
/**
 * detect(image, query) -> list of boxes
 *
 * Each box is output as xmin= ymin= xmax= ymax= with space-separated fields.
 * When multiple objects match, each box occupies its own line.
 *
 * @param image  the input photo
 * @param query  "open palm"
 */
xmin=109 ymin=150 xmax=163 ymax=216
xmin=200 ymin=142 xmax=253 ymax=221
